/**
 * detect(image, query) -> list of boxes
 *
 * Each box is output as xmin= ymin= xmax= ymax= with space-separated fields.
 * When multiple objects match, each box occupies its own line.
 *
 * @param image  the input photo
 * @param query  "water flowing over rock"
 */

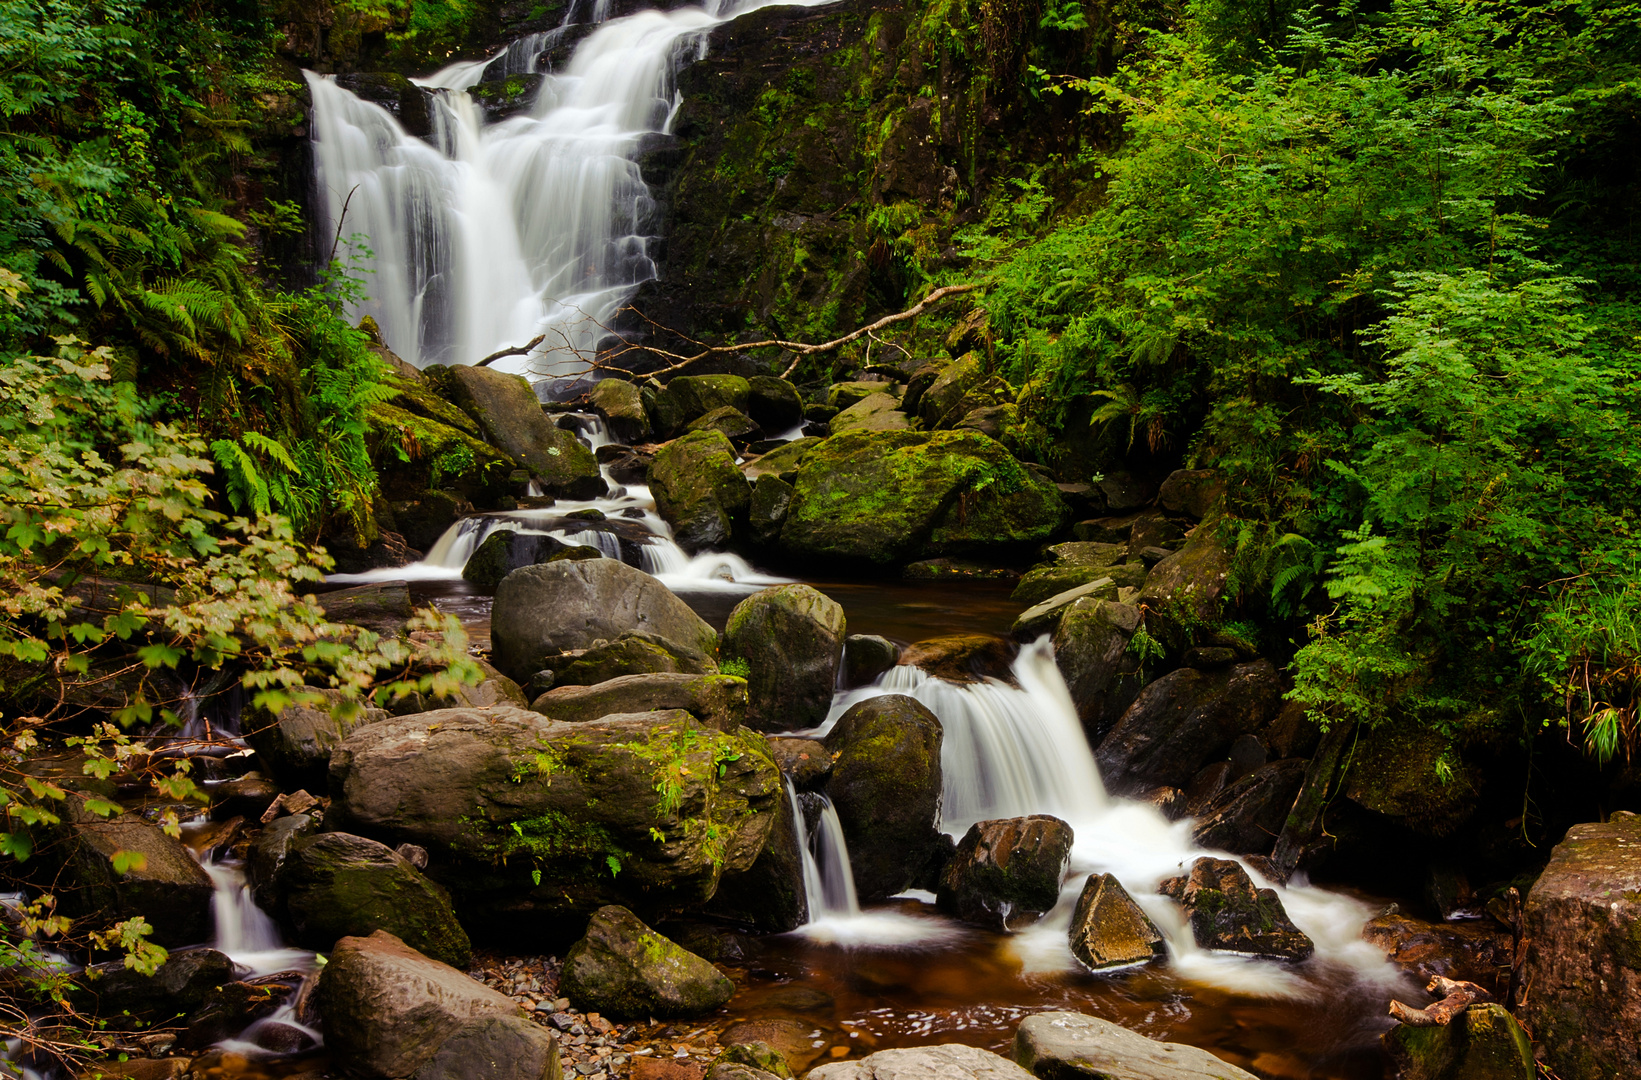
xmin=1014 ymin=1011 xmax=1258 ymax=1080
xmin=1158 ymin=857 xmax=1314 ymax=961
xmin=1066 ymin=874 xmax=1164 ymax=972
xmin=489 ymin=559 xmax=719 ymax=683
xmin=822 ymin=695 xmax=944 ymax=899
xmin=277 ymin=831 xmax=471 ymax=968
xmin=1519 ymin=811 xmax=1641 ymax=1080
xmin=328 ymin=705 xmax=780 ymax=921
xmin=936 ymin=816 xmax=1074 ymax=931
xmin=721 ymin=584 xmax=846 ymax=731
xmin=560 ymin=904 xmax=734 ymax=1018
xmin=812 ymin=1045 xmax=1037 ymax=1080
xmin=317 ymin=930 xmax=527 ymax=1079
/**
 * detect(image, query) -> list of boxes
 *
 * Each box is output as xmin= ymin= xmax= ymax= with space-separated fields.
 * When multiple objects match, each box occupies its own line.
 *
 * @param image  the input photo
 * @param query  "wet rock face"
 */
xmin=1050 ymin=599 xmax=1144 ymax=741
xmin=440 ymin=364 xmax=600 ymax=497
xmin=1014 ymin=1010 xmax=1259 ymax=1080
xmin=649 ymin=429 xmax=753 ymax=553
xmin=461 ymin=528 xmax=572 ymax=589
xmin=1361 ymin=911 xmax=1513 ymax=995
xmin=822 ymin=695 xmax=944 ymax=899
xmin=937 ymin=816 xmax=1074 ymax=931
xmin=468 ymin=73 xmax=546 ymax=122
xmin=560 ymin=905 xmax=733 ymax=1019
xmin=317 ymin=930 xmax=526 ymax=1079
xmin=1159 ymin=857 xmax=1314 ymax=961
xmin=1519 ymin=812 xmax=1641 ymax=1080
xmin=746 ymin=376 xmax=804 ymax=432
xmin=489 ymin=558 xmax=719 ymax=684
xmin=1382 ymin=1003 xmax=1534 ymax=1080
xmin=1188 ymin=758 xmax=1308 ymax=856
xmin=413 ymin=1014 xmax=564 ymax=1080
xmin=813 ymin=1045 xmax=1037 ymax=1080
xmin=1094 ymin=661 xmax=1283 ymax=796
xmin=1066 ymin=874 xmax=1164 ymax=972
xmin=277 ymin=831 xmax=472 ymax=968
xmin=589 ymin=378 xmax=650 ymax=443
xmin=898 ymin=633 xmax=1015 ymax=683
xmin=328 ymin=705 xmax=781 ymax=921
xmin=73 ymin=947 xmax=235 ymax=1020
xmin=721 ymin=584 xmax=846 ymax=730
xmin=842 ymin=634 xmax=899 ymax=688
xmin=651 ymin=375 xmax=753 ymax=438
xmin=705 ymin=781 xmax=808 ymax=932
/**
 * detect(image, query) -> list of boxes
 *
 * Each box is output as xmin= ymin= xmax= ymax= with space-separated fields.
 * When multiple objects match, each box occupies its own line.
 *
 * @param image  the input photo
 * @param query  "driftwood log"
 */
xmin=1388 ymin=976 xmax=1495 ymax=1026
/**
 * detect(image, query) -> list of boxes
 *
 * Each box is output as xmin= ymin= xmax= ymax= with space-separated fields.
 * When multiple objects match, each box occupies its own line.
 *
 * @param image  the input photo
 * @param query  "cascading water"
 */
xmin=307 ymin=0 xmax=828 ymax=373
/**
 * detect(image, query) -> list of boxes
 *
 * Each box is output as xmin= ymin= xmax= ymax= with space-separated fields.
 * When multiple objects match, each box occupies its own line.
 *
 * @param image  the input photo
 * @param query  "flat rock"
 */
xmin=531 ymin=672 xmax=747 ymax=730
xmin=810 ymin=1045 xmax=1035 ymax=1080
xmin=1014 ymin=1010 xmax=1257 ymax=1080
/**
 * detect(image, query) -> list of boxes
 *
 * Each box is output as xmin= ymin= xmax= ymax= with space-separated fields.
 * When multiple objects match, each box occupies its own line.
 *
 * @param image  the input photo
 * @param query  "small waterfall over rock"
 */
xmin=307 ymin=0 xmax=827 ymax=372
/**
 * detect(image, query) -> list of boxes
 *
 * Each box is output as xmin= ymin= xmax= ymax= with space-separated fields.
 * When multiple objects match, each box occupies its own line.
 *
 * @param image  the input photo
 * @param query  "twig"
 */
xmin=1388 ymin=976 xmax=1492 ymax=1027
xmin=328 ymin=185 xmax=360 ymax=266
xmin=476 ymin=334 xmax=547 ymax=367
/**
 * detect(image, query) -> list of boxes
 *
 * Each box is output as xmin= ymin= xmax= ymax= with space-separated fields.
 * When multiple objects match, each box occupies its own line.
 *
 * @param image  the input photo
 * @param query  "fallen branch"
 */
xmin=1388 ymin=976 xmax=1493 ymax=1026
xmin=476 ymin=334 xmax=547 ymax=367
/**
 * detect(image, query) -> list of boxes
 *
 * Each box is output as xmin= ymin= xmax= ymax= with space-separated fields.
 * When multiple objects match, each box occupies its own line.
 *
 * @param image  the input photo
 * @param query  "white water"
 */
xmin=308 ymin=0 xmax=829 ymax=372
xmin=202 ymin=859 xmax=315 ymax=978
xmin=809 ymin=639 xmax=1408 ymax=999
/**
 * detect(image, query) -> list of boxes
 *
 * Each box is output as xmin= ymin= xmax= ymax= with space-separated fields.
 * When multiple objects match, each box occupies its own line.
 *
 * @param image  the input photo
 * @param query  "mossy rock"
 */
xmin=1382 ymin=1003 xmax=1533 ymax=1080
xmin=1344 ymin=722 xmax=1479 ymax=836
xmin=589 ymin=378 xmax=649 ymax=444
xmin=367 ymin=401 xmax=519 ymax=506
xmin=827 ymin=380 xmax=895 ymax=411
xmin=746 ymin=376 xmax=804 ymax=432
xmin=279 ymin=831 xmax=471 ymax=968
xmin=687 ymin=405 xmax=763 ymax=446
xmin=441 ymin=365 xmax=600 ymax=498
xmin=654 ymin=375 xmax=751 ymax=437
xmin=721 ymin=584 xmax=846 ymax=731
xmin=822 ymin=695 xmax=943 ymax=899
xmin=778 ymin=430 xmax=1067 ymax=566
xmin=461 ymin=529 xmax=572 ymax=589
xmin=553 ymin=632 xmax=718 ymax=688
xmin=650 ymin=429 xmax=752 ymax=554
xmin=561 ymin=905 xmax=733 ymax=1019
xmin=468 ymin=73 xmax=544 ymax=121
xmin=1012 ymin=565 xmax=1120 ymax=607
xmin=917 ymin=356 xmax=984 ymax=428
xmin=743 ymin=437 xmax=822 ymax=482
xmin=748 ymin=473 xmax=795 ymax=547
xmin=828 ymin=392 xmax=910 ymax=435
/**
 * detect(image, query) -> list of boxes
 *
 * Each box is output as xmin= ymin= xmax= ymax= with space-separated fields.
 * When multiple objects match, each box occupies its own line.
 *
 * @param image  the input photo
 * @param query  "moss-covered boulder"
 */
xmin=328 ymin=706 xmax=781 ymax=920
xmin=367 ymin=401 xmax=520 ymax=507
xmin=551 ymin=632 xmax=718 ymax=687
xmin=1067 ymin=873 xmax=1165 ymax=971
xmin=778 ymin=430 xmax=1067 ymax=566
xmin=439 ymin=364 xmax=600 ymax=497
xmin=652 ymin=375 xmax=752 ymax=437
xmin=460 ymin=529 xmax=573 ymax=589
xmin=532 ymin=672 xmax=747 ymax=729
xmin=687 ymin=405 xmax=764 ymax=447
xmin=589 ymin=378 xmax=649 ymax=444
xmin=1343 ymin=722 xmax=1480 ymax=837
xmin=489 ymin=558 xmax=719 ymax=683
xmin=822 ymin=695 xmax=944 ymax=899
xmin=1158 ymin=857 xmax=1313 ymax=960
xmin=650 ymin=429 xmax=753 ymax=553
xmin=917 ymin=356 xmax=985 ymax=428
xmin=936 ymin=816 xmax=1074 ymax=931
xmin=746 ymin=376 xmax=804 ymax=433
xmin=561 ymin=905 xmax=733 ymax=1019
xmin=278 ymin=832 xmax=471 ymax=968
xmin=1011 ymin=565 xmax=1120 ymax=607
xmin=1051 ymin=599 xmax=1145 ymax=742
xmin=1138 ymin=525 xmax=1231 ymax=648
xmin=704 ymin=785 xmax=808 ymax=932
xmin=467 ymin=73 xmax=544 ymax=122
xmin=828 ymin=392 xmax=911 ymax=435
xmin=748 ymin=473 xmax=795 ymax=547
xmin=1383 ymin=1004 xmax=1533 ymax=1080
xmin=743 ymin=436 xmax=821 ymax=482
xmin=722 ymin=585 xmax=846 ymax=731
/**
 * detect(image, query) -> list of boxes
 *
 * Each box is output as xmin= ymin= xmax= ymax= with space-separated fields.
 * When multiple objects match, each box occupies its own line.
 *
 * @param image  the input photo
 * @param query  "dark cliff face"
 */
xmin=630 ymin=0 xmax=1097 ymax=351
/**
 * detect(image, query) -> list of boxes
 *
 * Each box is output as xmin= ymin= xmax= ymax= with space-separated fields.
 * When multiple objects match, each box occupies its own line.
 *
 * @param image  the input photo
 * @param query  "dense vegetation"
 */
xmin=934 ymin=0 xmax=1641 ymax=795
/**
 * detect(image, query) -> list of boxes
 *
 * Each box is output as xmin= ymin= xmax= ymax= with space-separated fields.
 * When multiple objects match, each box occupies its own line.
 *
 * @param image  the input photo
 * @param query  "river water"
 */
xmin=301 ymin=3 xmax=1413 ymax=1075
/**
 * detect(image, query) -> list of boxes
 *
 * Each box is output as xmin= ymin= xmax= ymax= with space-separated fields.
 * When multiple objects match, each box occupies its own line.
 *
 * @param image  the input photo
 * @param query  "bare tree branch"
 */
xmin=475 ymin=334 xmax=548 ymax=368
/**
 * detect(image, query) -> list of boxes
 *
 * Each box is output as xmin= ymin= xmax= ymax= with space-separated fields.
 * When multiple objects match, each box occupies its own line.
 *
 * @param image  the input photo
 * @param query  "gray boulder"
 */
xmin=843 ymin=635 xmax=898 ymax=688
xmin=649 ymin=429 xmax=752 ymax=553
xmin=812 ymin=1045 xmax=1036 ymax=1080
xmin=722 ymin=585 xmax=846 ymax=731
xmin=278 ymin=832 xmax=471 ymax=968
xmin=489 ymin=559 xmax=718 ymax=683
xmin=59 ymin=795 xmax=214 ymax=947
xmin=550 ymin=631 xmax=718 ymax=687
xmin=937 ymin=816 xmax=1073 ymax=931
xmin=1095 ymin=662 xmax=1282 ymax=796
xmin=822 ymin=695 xmax=943 ymax=899
xmin=1014 ymin=1010 xmax=1257 ymax=1080
xmin=560 ymin=905 xmax=733 ymax=1018
xmin=317 ymin=930 xmax=526 ymax=1079
xmin=1067 ymin=874 xmax=1164 ymax=971
xmin=247 ymin=812 xmax=320 ymax=911
xmin=443 ymin=365 xmax=600 ymax=497
xmin=412 ymin=1014 xmax=563 ymax=1080
xmin=531 ymin=672 xmax=747 ymax=729
xmin=746 ymin=376 xmax=804 ymax=432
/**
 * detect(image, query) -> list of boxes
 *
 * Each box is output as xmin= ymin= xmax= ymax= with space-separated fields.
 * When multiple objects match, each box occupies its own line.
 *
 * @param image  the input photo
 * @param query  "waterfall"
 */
xmin=812 ymin=639 xmax=1407 ymax=996
xmin=201 ymin=859 xmax=315 ymax=978
xmin=307 ymin=0 xmax=830 ymax=374
xmin=788 ymin=780 xmax=860 ymax=921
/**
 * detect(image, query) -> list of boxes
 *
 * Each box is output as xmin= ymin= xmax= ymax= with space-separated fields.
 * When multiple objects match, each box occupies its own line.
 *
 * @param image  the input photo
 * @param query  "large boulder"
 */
xmin=688 ymin=405 xmax=764 ymax=448
xmin=1189 ymin=759 xmax=1307 ymax=856
xmin=1518 ymin=812 xmax=1641 ymax=1080
xmin=1051 ymin=599 xmax=1145 ymax=741
xmin=813 ymin=1045 xmax=1035 ymax=1080
xmin=1067 ymin=874 xmax=1164 ymax=972
xmin=532 ymin=673 xmax=747 ymax=729
xmin=778 ymin=430 xmax=1068 ymax=566
xmin=316 ymin=930 xmax=527 ymax=1079
xmin=1094 ymin=661 xmax=1283 ymax=796
xmin=550 ymin=632 xmax=717 ymax=687
xmin=822 ymin=695 xmax=944 ymax=899
xmin=1014 ymin=1011 xmax=1257 ymax=1080
xmin=1158 ymin=857 xmax=1313 ymax=960
xmin=916 ymin=357 xmax=985 ymax=428
xmin=489 ymin=559 xmax=719 ymax=684
xmin=328 ymin=706 xmax=781 ymax=920
xmin=441 ymin=364 xmax=600 ymax=497
xmin=589 ymin=378 xmax=649 ymax=443
xmin=56 ymin=796 xmax=214 ymax=947
xmin=247 ymin=812 xmax=319 ymax=911
xmin=388 ymin=657 xmax=529 ymax=716
xmin=1138 ymin=527 xmax=1231 ymax=647
xmin=74 ymin=947 xmax=234 ymax=1019
xmin=828 ymin=392 xmax=910 ymax=435
xmin=460 ymin=529 xmax=573 ymax=589
xmin=412 ymin=1014 xmax=564 ymax=1080
xmin=560 ymin=904 xmax=733 ymax=1018
xmin=746 ymin=376 xmax=804 ymax=433
xmin=651 ymin=375 xmax=752 ymax=437
xmin=721 ymin=585 xmax=846 ymax=731
xmin=1156 ymin=469 xmax=1226 ymax=520
xmin=277 ymin=832 xmax=471 ymax=968
xmin=936 ymin=816 xmax=1073 ymax=931
xmin=243 ymin=687 xmax=391 ymax=790
xmin=1382 ymin=1003 xmax=1533 ymax=1080
xmin=705 ymin=785 xmax=808 ymax=932
xmin=1011 ymin=580 xmax=1119 ymax=640
xmin=649 ymin=429 xmax=753 ymax=553
xmin=367 ymin=403 xmax=519 ymax=508
xmin=742 ymin=437 xmax=821 ymax=482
